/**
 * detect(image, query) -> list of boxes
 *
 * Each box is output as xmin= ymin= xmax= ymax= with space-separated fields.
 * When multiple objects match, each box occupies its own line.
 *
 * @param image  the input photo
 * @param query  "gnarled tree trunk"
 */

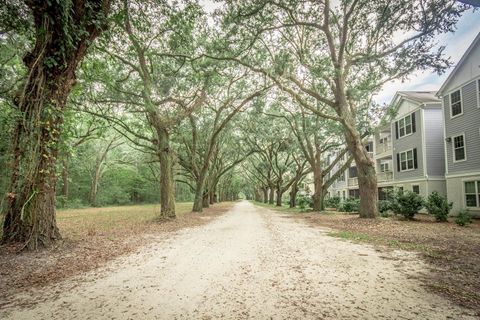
xmin=289 ymin=182 xmax=298 ymax=208
xmin=344 ymin=117 xmax=377 ymax=218
xmin=312 ymin=165 xmax=324 ymax=212
xmin=1 ymin=0 xmax=110 ymax=250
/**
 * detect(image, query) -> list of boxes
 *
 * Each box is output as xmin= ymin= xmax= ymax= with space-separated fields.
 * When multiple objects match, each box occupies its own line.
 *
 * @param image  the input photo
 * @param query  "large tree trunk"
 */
xmin=192 ymin=176 xmax=206 ymax=212
xmin=344 ymin=119 xmax=378 ymax=218
xmin=89 ymin=169 xmax=100 ymax=207
xmin=262 ymin=187 xmax=268 ymax=203
xmin=275 ymin=187 xmax=283 ymax=207
xmin=157 ymin=128 xmax=175 ymax=219
xmin=312 ymin=165 xmax=324 ymax=212
xmin=1 ymin=0 xmax=110 ymax=250
xmin=268 ymin=186 xmax=275 ymax=204
xmin=289 ymin=183 xmax=298 ymax=208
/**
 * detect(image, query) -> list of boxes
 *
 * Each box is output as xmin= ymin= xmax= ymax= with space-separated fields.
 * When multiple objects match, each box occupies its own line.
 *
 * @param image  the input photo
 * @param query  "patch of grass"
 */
xmin=57 ymin=202 xmax=194 ymax=240
xmin=328 ymin=230 xmax=372 ymax=242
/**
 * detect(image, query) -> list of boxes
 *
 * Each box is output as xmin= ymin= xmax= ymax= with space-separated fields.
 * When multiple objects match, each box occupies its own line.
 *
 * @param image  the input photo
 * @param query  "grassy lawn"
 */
xmin=57 ymin=202 xmax=194 ymax=240
xmin=253 ymin=201 xmax=480 ymax=312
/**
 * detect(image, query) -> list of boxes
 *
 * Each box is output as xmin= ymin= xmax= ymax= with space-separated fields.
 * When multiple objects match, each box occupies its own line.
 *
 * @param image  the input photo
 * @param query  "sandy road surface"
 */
xmin=1 ymin=201 xmax=476 ymax=319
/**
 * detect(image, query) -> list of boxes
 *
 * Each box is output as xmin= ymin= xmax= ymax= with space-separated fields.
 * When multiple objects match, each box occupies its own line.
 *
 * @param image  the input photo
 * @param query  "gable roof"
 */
xmin=396 ymin=91 xmax=440 ymax=104
xmin=437 ymin=32 xmax=480 ymax=96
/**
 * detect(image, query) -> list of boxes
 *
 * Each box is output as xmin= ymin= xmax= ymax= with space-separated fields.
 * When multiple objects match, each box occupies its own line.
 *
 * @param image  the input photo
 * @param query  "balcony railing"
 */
xmin=367 ymin=151 xmax=374 ymax=158
xmin=376 ymin=142 xmax=392 ymax=154
xmin=348 ymin=177 xmax=358 ymax=186
xmin=377 ymin=171 xmax=393 ymax=182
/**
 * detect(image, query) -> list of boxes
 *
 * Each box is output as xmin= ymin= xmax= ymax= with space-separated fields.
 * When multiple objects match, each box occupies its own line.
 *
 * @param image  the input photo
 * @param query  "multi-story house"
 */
xmin=390 ymin=91 xmax=447 ymax=197
xmin=438 ymin=32 xmax=480 ymax=215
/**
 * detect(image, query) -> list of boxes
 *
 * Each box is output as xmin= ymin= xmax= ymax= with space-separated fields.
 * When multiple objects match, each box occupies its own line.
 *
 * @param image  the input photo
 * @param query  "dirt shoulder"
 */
xmin=254 ymin=202 xmax=480 ymax=313
xmin=0 ymin=202 xmax=234 ymax=307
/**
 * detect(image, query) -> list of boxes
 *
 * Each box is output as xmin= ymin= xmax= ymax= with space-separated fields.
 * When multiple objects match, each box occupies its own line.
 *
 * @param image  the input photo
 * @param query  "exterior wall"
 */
xmin=443 ymin=80 xmax=480 ymax=174
xmin=392 ymin=109 xmax=424 ymax=181
xmin=446 ymin=174 xmax=480 ymax=217
xmin=423 ymin=107 xmax=446 ymax=176
xmin=393 ymin=179 xmax=446 ymax=198
xmin=440 ymin=36 xmax=480 ymax=95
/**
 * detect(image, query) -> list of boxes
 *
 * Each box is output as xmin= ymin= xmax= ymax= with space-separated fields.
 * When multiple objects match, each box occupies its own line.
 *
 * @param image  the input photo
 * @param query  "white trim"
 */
xmin=397 ymin=112 xmax=414 ymax=139
xmin=462 ymin=179 xmax=480 ymax=209
xmin=394 ymin=177 xmax=445 ymax=184
xmin=446 ymin=171 xmax=480 ymax=178
xmin=449 ymin=89 xmax=463 ymax=119
xmin=452 ymin=133 xmax=467 ymax=163
xmin=442 ymin=97 xmax=449 ymax=175
xmin=399 ymin=148 xmax=416 ymax=172
xmin=420 ymin=109 xmax=427 ymax=177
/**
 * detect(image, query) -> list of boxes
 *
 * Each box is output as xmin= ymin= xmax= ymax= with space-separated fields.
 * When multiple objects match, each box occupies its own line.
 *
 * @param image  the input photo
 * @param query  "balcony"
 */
xmin=348 ymin=177 xmax=358 ymax=186
xmin=377 ymin=171 xmax=393 ymax=182
xmin=376 ymin=141 xmax=392 ymax=155
xmin=367 ymin=151 xmax=374 ymax=158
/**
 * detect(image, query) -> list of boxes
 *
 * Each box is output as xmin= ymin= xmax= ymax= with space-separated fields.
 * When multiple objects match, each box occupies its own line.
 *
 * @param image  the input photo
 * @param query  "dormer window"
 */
xmin=450 ymin=90 xmax=462 ymax=117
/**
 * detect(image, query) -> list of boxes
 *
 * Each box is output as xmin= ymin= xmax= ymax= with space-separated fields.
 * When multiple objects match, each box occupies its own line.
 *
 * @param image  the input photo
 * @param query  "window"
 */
xmin=337 ymin=172 xmax=345 ymax=182
xmin=349 ymin=166 xmax=358 ymax=178
xmin=398 ymin=114 xmax=413 ymax=138
xmin=412 ymin=185 xmax=420 ymax=194
xmin=349 ymin=189 xmax=360 ymax=199
xmin=464 ymin=181 xmax=480 ymax=208
xmin=450 ymin=90 xmax=462 ymax=117
xmin=399 ymin=149 xmax=415 ymax=171
xmin=453 ymin=134 xmax=466 ymax=162
xmin=380 ymin=162 xmax=390 ymax=172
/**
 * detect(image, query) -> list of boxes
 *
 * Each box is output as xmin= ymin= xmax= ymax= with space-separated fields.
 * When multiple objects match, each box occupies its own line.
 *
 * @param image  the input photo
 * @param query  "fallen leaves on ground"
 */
xmin=285 ymin=211 xmax=480 ymax=312
xmin=0 ymin=202 xmax=234 ymax=307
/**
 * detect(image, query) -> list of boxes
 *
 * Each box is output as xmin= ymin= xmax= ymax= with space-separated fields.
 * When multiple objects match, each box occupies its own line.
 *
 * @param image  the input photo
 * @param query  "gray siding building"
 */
xmin=438 ymin=32 xmax=480 ymax=215
xmin=390 ymin=92 xmax=446 ymax=197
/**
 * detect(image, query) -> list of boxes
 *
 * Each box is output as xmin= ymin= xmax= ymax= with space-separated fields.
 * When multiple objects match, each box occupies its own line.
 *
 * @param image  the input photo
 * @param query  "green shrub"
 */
xmin=390 ymin=189 xmax=424 ymax=219
xmin=338 ymin=198 xmax=360 ymax=213
xmin=296 ymin=194 xmax=313 ymax=211
xmin=324 ymin=196 xmax=341 ymax=208
xmin=455 ymin=209 xmax=472 ymax=226
xmin=424 ymin=191 xmax=452 ymax=222
xmin=378 ymin=200 xmax=392 ymax=217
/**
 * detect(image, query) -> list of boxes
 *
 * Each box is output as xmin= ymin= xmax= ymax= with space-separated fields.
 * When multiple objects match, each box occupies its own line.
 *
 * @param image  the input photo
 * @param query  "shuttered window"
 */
xmin=398 ymin=148 xmax=417 ymax=171
xmin=450 ymin=90 xmax=462 ymax=117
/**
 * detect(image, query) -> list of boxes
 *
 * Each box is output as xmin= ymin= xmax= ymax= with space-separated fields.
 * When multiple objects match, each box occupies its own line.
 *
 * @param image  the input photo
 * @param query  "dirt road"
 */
xmin=1 ymin=201 xmax=476 ymax=319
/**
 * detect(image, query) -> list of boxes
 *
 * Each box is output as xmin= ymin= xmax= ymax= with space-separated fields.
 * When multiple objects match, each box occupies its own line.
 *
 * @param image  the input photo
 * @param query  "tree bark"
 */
xmin=289 ymin=183 xmax=298 ymax=208
xmin=157 ymin=128 xmax=175 ymax=219
xmin=312 ymin=165 xmax=324 ymax=212
xmin=1 ymin=0 xmax=110 ymax=250
xmin=275 ymin=187 xmax=283 ymax=207
xmin=344 ymin=118 xmax=378 ymax=218
xmin=268 ymin=186 xmax=275 ymax=204
xmin=262 ymin=187 xmax=268 ymax=203
xmin=192 ymin=179 xmax=206 ymax=212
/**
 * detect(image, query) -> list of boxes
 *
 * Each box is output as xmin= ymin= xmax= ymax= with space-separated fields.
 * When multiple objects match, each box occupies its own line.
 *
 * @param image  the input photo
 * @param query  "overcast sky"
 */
xmin=198 ymin=2 xmax=480 ymax=105
xmin=374 ymin=9 xmax=480 ymax=105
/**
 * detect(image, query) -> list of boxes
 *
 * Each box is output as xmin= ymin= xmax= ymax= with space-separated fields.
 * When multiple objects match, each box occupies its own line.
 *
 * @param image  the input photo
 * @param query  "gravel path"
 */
xmin=1 ymin=201 xmax=476 ymax=319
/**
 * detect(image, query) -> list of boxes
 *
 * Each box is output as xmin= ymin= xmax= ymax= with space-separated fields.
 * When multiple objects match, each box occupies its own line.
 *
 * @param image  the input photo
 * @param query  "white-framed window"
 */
xmin=399 ymin=149 xmax=415 ymax=171
xmin=398 ymin=114 xmax=413 ymax=138
xmin=464 ymin=180 xmax=480 ymax=208
xmin=380 ymin=162 xmax=390 ymax=172
xmin=452 ymin=134 xmax=466 ymax=162
xmin=450 ymin=89 xmax=462 ymax=117
xmin=412 ymin=185 xmax=420 ymax=194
